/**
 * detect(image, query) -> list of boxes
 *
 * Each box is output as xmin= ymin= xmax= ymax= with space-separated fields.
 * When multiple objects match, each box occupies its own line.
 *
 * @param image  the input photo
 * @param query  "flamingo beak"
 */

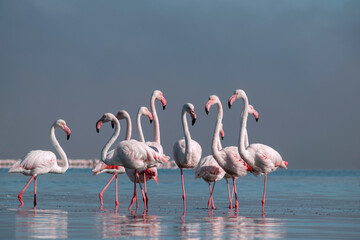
xmin=111 ymin=121 xmax=115 ymax=129
xmin=153 ymin=175 xmax=159 ymax=184
xmin=96 ymin=120 xmax=103 ymax=133
xmin=192 ymin=118 xmax=196 ymax=126
xmin=67 ymin=134 xmax=70 ymax=140
xmin=205 ymin=107 xmax=209 ymax=115
xmin=161 ymin=97 xmax=167 ymax=110
xmin=228 ymin=95 xmax=236 ymax=109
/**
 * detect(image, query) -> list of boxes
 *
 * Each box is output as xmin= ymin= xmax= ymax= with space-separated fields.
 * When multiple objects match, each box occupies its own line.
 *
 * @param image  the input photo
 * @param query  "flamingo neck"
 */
xmin=211 ymin=101 xmax=223 ymax=161
xmin=150 ymin=96 xmax=161 ymax=144
xmin=102 ymin=116 xmax=120 ymax=164
xmin=239 ymin=95 xmax=254 ymax=167
xmin=137 ymin=110 xmax=145 ymax=142
xmin=50 ymin=125 xmax=68 ymax=173
xmin=123 ymin=112 xmax=132 ymax=141
xmin=182 ymin=109 xmax=192 ymax=159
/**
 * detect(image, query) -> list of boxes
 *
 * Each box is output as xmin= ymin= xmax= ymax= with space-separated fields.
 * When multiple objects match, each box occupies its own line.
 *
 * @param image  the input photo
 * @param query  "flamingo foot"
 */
xmin=18 ymin=195 xmax=24 ymax=207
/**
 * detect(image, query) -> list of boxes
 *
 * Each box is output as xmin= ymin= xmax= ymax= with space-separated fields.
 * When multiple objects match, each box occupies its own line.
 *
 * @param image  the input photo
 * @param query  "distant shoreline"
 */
xmin=0 ymin=159 xmax=179 ymax=169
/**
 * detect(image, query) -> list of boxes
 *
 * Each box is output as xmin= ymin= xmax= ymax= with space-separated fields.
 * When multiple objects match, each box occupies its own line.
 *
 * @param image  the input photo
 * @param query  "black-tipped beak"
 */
xmin=67 ymin=134 xmax=70 ymax=140
xmin=150 ymin=119 xmax=153 ymax=124
xmin=256 ymin=118 xmax=259 ymax=122
xmin=111 ymin=122 xmax=115 ymax=129
xmin=96 ymin=128 xmax=99 ymax=133
xmin=205 ymin=107 xmax=209 ymax=115
xmin=228 ymin=101 xmax=232 ymax=109
xmin=221 ymin=136 xmax=224 ymax=140
xmin=163 ymin=105 xmax=166 ymax=110
xmin=192 ymin=118 xmax=196 ymax=126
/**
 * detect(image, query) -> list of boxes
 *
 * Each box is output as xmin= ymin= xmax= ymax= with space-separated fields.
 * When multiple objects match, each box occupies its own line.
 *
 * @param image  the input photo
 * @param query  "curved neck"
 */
xmin=137 ymin=111 xmax=145 ymax=142
xmin=102 ymin=117 xmax=120 ymax=163
xmin=211 ymin=101 xmax=223 ymax=160
xmin=123 ymin=113 xmax=132 ymax=141
xmin=182 ymin=109 xmax=192 ymax=158
xmin=240 ymin=111 xmax=250 ymax=147
xmin=50 ymin=125 xmax=68 ymax=173
xmin=239 ymin=95 xmax=254 ymax=166
xmin=151 ymin=96 xmax=161 ymax=144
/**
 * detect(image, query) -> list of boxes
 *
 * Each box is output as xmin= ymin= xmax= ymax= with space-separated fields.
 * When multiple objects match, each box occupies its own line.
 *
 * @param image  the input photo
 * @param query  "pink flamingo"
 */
xmin=96 ymin=113 xmax=169 ymax=210
xmin=228 ymin=89 xmax=288 ymax=213
xmin=92 ymin=110 xmax=133 ymax=208
xmin=205 ymin=95 xmax=258 ymax=211
xmin=8 ymin=119 xmax=71 ymax=207
xmin=146 ymin=90 xmax=167 ymax=154
xmin=173 ymin=103 xmax=202 ymax=213
xmin=194 ymin=154 xmax=225 ymax=210
xmin=126 ymin=106 xmax=158 ymax=210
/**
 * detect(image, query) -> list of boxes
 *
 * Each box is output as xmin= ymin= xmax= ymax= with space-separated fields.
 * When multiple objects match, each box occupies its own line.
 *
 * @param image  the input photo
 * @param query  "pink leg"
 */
xmin=18 ymin=175 xmax=35 ymax=207
xmin=180 ymin=168 xmax=186 ymax=212
xmin=262 ymin=174 xmax=267 ymax=213
xmin=135 ymin=170 xmax=147 ymax=211
xmin=115 ymin=174 xmax=119 ymax=207
xmin=144 ymin=172 xmax=149 ymax=206
xmin=128 ymin=180 xmax=137 ymax=210
xmin=226 ymin=178 xmax=233 ymax=209
xmin=207 ymin=183 xmax=212 ymax=209
xmin=232 ymin=177 xmax=238 ymax=211
xmin=209 ymin=181 xmax=216 ymax=209
xmin=99 ymin=174 xmax=116 ymax=208
xmin=34 ymin=177 xmax=37 ymax=207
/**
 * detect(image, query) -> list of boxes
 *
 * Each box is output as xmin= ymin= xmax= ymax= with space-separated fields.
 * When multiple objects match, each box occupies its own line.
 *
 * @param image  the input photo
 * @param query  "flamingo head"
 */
xmin=220 ymin=123 xmax=225 ymax=140
xmin=153 ymin=90 xmax=167 ymax=110
xmin=114 ymin=110 xmax=130 ymax=128
xmin=228 ymin=89 xmax=247 ymax=109
xmin=184 ymin=103 xmax=197 ymax=125
xmin=205 ymin=95 xmax=220 ymax=115
xmin=139 ymin=106 xmax=153 ymax=124
xmin=96 ymin=113 xmax=116 ymax=133
xmin=248 ymin=105 xmax=259 ymax=122
xmin=55 ymin=119 xmax=71 ymax=140
xmin=145 ymin=168 xmax=158 ymax=184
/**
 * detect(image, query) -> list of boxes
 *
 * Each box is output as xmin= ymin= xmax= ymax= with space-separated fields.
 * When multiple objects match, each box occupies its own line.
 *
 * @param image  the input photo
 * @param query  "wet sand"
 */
xmin=0 ymin=169 xmax=359 ymax=239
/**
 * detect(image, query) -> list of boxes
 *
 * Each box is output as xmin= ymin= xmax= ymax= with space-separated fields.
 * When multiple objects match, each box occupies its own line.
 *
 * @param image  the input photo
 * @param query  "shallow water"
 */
xmin=0 ymin=169 xmax=359 ymax=239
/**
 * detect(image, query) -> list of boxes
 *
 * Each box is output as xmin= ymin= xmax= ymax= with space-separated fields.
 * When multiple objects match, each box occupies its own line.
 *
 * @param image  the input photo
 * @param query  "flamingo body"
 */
xmin=9 ymin=119 xmax=71 ymax=206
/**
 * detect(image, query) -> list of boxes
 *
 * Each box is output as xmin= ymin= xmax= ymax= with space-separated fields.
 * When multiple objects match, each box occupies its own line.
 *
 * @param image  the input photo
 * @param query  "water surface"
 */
xmin=0 ymin=169 xmax=359 ymax=239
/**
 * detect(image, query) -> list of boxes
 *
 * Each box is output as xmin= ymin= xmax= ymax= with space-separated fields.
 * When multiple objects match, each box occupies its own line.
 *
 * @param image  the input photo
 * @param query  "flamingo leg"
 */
xmin=115 ymin=174 xmax=119 ymax=207
xmin=232 ymin=177 xmax=238 ymax=211
xmin=207 ymin=183 xmax=212 ymax=209
xmin=209 ymin=181 xmax=216 ymax=209
xmin=18 ymin=175 xmax=35 ymax=207
xmin=128 ymin=180 xmax=137 ymax=210
xmin=226 ymin=178 xmax=233 ymax=209
xmin=180 ymin=168 xmax=186 ymax=212
xmin=144 ymin=172 xmax=148 ymax=207
xmin=34 ymin=177 xmax=37 ymax=207
xmin=99 ymin=174 xmax=116 ymax=208
xmin=135 ymin=170 xmax=147 ymax=211
xmin=262 ymin=174 xmax=267 ymax=213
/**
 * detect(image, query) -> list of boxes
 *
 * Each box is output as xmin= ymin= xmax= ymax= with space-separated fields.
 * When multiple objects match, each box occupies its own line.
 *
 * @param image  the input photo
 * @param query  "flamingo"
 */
xmin=126 ymin=106 xmax=159 ymax=210
xmin=223 ymin=104 xmax=259 ymax=209
xmin=173 ymin=103 xmax=202 ymax=213
xmin=96 ymin=112 xmax=169 ymax=210
xmin=194 ymin=154 xmax=225 ymax=210
xmin=228 ymin=89 xmax=288 ymax=213
xmin=8 ymin=119 xmax=71 ymax=207
xmin=147 ymin=90 xmax=167 ymax=154
xmin=92 ymin=110 xmax=132 ymax=208
xmin=205 ymin=95 xmax=258 ymax=210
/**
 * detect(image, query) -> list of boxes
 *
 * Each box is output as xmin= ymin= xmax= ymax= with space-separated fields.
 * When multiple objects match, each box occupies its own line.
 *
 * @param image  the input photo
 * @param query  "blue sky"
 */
xmin=0 ymin=0 xmax=359 ymax=169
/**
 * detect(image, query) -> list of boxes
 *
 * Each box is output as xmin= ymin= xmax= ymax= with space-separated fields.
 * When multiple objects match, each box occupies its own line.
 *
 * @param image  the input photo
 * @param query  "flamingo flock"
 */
xmin=8 ymin=89 xmax=288 ymax=215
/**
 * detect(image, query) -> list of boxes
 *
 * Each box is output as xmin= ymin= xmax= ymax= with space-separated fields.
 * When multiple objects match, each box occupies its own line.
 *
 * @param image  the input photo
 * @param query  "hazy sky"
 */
xmin=0 ymin=0 xmax=359 ymax=170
